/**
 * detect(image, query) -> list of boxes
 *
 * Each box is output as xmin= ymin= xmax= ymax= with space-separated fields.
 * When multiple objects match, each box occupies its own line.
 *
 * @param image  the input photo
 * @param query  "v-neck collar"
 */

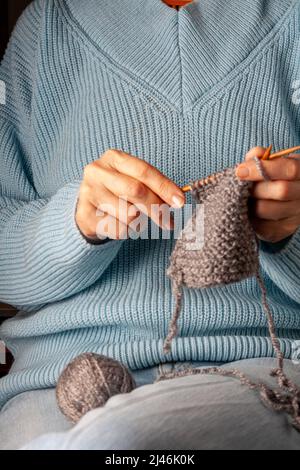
xmin=60 ymin=0 xmax=296 ymax=111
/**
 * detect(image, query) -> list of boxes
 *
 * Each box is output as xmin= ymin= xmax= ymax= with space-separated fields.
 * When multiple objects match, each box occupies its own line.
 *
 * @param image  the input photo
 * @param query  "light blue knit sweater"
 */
xmin=0 ymin=0 xmax=300 ymax=408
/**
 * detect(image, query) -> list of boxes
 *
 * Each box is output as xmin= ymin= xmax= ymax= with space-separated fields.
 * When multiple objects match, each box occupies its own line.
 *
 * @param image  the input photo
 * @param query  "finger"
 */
xmin=245 ymin=147 xmax=266 ymax=161
xmin=90 ymin=185 xmax=173 ymax=230
xmin=87 ymin=166 xmax=173 ymax=229
xmin=288 ymin=153 xmax=300 ymax=160
xmin=100 ymin=150 xmax=185 ymax=208
xmin=76 ymin=201 xmax=128 ymax=240
xmin=251 ymin=180 xmax=300 ymax=201
xmin=86 ymin=186 xmax=140 ymax=226
xmin=95 ymin=214 xmax=129 ymax=241
xmin=251 ymin=199 xmax=300 ymax=221
xmin=251 ymin=216 xmax=300 ymax=243
xmin=237 ymin=156 xmax=300 ymax=181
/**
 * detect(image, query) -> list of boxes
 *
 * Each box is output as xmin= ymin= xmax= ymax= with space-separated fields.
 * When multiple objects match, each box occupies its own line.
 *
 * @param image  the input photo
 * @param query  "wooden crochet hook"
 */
xmin=181 ymin=145 xmax=300 ymax=193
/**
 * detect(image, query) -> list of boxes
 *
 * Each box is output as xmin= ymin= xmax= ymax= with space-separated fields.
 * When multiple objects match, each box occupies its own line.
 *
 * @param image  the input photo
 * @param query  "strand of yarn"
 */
xmin=156 ymin=364 xmax=300 ymax=431
xmin=163 ymin=275 xmax=183 ymax=354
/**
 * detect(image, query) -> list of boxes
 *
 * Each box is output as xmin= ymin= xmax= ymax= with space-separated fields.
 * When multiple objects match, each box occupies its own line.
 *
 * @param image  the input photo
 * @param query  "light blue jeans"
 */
xmin=1 ymin=359 xmax=300 ymax=450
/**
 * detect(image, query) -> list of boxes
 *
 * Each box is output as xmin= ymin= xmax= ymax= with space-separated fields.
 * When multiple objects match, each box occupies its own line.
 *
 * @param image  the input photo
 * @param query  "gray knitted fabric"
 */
xmin=163 ymin=164 xmax=300 ymax=431
xmin=168 ymin=167 xmax=258 ymax=289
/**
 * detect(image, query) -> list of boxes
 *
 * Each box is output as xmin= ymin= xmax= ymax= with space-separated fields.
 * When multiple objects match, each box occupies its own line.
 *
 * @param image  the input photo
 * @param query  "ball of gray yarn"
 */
xmin=56 ymin=353 xmax=136 ymax=423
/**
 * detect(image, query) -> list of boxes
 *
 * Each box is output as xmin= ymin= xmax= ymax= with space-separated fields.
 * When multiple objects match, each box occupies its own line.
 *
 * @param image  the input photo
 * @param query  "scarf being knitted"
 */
xmin=162 ymin=164 xmax=300 ymax=431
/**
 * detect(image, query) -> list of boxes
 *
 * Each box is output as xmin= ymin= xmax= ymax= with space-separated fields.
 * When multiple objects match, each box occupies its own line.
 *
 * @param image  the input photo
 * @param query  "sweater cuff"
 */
xmin=259 ymin=235 xmax=293 ymax=254
xmin=259 ymin=228 xmax=300 ymax=262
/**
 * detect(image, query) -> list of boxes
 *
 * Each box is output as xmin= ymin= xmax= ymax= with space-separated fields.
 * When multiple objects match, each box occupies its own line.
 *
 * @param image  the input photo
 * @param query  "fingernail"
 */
xmin=172 ymin=195 xmax=185 ymax=209
xmin=237 ymin=165 xmax=249 ymax=178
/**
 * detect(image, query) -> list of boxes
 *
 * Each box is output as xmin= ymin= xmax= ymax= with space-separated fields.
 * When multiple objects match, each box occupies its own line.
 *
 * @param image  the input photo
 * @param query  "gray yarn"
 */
xmin=163 ymin=164 xmax=300 ymax=431
xmin=253 ymin=156 xmax=271 ymax=181
xmin=56 ymin=353 xmax=136 ymax=423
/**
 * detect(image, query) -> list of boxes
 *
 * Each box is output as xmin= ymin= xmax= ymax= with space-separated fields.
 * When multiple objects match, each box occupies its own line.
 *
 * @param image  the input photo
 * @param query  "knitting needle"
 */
xmin=182 ymin=184 xmax=193 ymax=193
xmin=268 ymin=145 xmax=300 ymax=160
xmin=182 ymin=173 xmax=220 ymax=193
xmin=181 ymin=145 xmax=300 ymax=193
xmin=262 ymin=144 xmax=273 ymax=160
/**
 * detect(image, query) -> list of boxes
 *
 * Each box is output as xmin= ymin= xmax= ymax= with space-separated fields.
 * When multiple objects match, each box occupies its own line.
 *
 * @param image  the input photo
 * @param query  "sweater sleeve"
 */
xmin=259 ymin=229 xmax=300 ymax=304
xmin=0 ymin=2 xmax=123 ymax=308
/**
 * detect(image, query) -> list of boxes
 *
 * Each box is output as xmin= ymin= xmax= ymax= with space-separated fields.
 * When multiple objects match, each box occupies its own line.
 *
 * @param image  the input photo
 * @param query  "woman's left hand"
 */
xmin=236 ymin=146 xmax=300 ymax=243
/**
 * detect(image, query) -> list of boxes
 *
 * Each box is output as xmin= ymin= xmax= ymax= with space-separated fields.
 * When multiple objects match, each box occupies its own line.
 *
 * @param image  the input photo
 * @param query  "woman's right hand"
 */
xmin=76 ymin=150 xmax=185 ymax=241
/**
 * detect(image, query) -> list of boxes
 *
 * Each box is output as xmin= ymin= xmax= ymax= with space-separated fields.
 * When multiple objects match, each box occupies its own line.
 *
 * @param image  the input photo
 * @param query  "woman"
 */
xmin=0 ymin=0 xmax=300 ymax=450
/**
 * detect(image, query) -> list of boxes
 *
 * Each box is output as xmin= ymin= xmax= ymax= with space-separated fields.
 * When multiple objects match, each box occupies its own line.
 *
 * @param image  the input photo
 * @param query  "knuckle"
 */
xmin=276 ymin=181 xmax=290 ymax=200
xmin=101 ymin=149 xmax=121 ymax=164
xmin=158 ymin=179 xmax=170 ymax=198
xmin=127 ymin=181 xmax=145 ymax=199
xmin=286 ymin=160 xmax=299 ymax=180
xmin=137 ymin=164 xmax=150 ymax=180
xmin=110 ymin=148 xmax=122 ymax=159
xmin=83 ymin=162 xmax=97 ymax=180
xmin=255 ymin=200 xmax=266 ymax=218
xmin=119 ymin=155 xmax=134 ymax=171
xmin=113 ymin=149 xmax=129 ymax=163
xmin=99 ymin=151 xmax=109 ymax=163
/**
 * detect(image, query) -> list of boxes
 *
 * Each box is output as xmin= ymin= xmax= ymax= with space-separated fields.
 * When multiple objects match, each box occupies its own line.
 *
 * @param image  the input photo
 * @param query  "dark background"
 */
xmin=0 ymin=0 xmax=30 ymax=374
xmin=0 ymin=0 xmax=31 ymax=60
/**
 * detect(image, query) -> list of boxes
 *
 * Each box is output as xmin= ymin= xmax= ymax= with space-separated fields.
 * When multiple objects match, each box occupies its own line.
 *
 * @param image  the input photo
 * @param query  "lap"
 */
xmin=24 ymin=359 xmax=300 ymax=450
xmin=0 ymin=363 xmax=165 ymax=450
xmin=0 ymin=389 xmax=72 ymax=450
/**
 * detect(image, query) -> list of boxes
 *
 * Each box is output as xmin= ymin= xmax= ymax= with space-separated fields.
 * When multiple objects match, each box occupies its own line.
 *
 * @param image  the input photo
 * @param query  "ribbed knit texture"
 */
xmin=0 ymin=0 xmax=300 ymax=409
